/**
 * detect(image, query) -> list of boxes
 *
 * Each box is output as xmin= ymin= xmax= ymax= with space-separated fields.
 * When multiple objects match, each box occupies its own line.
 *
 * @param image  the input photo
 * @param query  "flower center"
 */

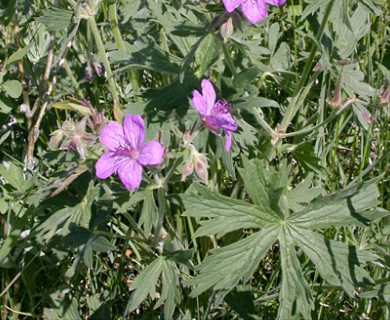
xmin=212 ymin=99 xmax=232 ymax=115
xmin=128 ymin=149 xmax=140 ymax=160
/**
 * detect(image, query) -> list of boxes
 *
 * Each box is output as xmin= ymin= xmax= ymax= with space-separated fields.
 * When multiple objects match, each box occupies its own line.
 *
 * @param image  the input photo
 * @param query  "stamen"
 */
xmin=212 ymin=99 xmax=232 ymax=114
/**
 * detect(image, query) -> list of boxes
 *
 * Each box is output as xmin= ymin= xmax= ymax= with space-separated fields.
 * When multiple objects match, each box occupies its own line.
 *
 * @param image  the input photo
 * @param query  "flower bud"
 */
xmin=183 ymin=130 xmax=191 ymax=146
xmin=194 ymin=152 xmax=209 ymax=185
xmin=181 ymin=161 xmax=194 ymax=182
xmin=49 ymin=129 xmax=64 ymax=150
xmin=378 ymin=85 xmax=390 ymax=105
xmin=220 ymin=17 xmax=234 ymax=42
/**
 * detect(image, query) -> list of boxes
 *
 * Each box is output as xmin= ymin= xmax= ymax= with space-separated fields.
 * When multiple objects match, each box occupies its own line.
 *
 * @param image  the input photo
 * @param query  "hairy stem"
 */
xmin=88 ymin=16 xmax=122 ymax=121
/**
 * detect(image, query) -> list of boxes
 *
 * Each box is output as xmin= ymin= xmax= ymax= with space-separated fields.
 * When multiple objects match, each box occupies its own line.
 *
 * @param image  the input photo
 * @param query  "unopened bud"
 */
xmin=362 ymin=109 xmax=371 ymax=124
xmin=183 ymin=131 xmax=191 ymax=145
xmin=181 ymin=161 xmax=194 ymax=182
xmin=49 ymin=129 xmax=64 ymax=150
xmin=193 ymin=152 xmax=209 ymax=185
xmin=93 ymin=61 xmax=103 ymax=76
xmin=220 ymin=17 xmax=234 ymax=42
xmin=378 ymin=85 xmax=390 ymax=105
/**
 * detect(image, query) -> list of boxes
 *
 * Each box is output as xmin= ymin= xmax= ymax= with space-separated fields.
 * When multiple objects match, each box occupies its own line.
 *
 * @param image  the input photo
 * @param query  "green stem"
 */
xmin=253 ymin=108 xmax=277 ymax=137
xmin=63 ymin=59 xmax=84 ymax=98
xmin=108 ymin=3 xmax=124 ymax=51
xmin=164 ymin=157 xmax=182 ymax=183
xmin=108 ymin=3 xmax=140 ymax=99
xmin=88 ymin=16 xmax=122 ymax=120
xmin=279 ymin=0 xmax=334 ymax=133
xmin=221 ymin=41 xmax=238 ymax=77
xmin=279 ymin=113 xmax=336 ymax=138
xmin=152 ymin=187 xmax=167 ymax=247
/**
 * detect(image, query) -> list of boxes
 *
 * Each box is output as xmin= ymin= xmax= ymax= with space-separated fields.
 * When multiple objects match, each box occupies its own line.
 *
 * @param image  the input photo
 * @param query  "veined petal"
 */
xmin=201 ymin=79 xmax=216 ymax=113
xmin=266 ymin=0 xmax=286 ymax=6
xmin=222 ymin=0 xmax=242 ymax=13
xmin=224 ymin=130 xmax=233 ymax=152
xmin=123 ymin=114 xmax=145 ymax=149
xmin=192 ymin=89 xmax=208 ymax=116
xmin=95 ymin=152 xmax=117 ymax=179
xmin=207 ymin=114 xmax=238 ymax=132
xmin=241 ymin=0 xmax=267 ymax=24
xmin=100 ymin=122 xmax=126 ymax=151
xmin=138 ymin=141 xmax=164 ymax=166
xmin=117 ymin=159 xmax=143 ymax=190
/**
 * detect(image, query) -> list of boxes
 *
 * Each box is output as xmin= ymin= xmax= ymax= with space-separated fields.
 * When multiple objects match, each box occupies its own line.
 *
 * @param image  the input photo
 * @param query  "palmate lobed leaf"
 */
xmin=278 ymin=225 xmax=313 ymax=320
xmin=125 ymin=253 xmax=186 ymax=318
xmin=181 ymin=187 xmax=278 ymax=238
xmin=182 ymin=170 xmax=389 ymax=319
xmin=186 ymin=226 xmax=279 ymax=297
xmin=289 ymin=178 xmax=386 ymax=229
xmin=290 ymin=225 xmax=375 ymax=296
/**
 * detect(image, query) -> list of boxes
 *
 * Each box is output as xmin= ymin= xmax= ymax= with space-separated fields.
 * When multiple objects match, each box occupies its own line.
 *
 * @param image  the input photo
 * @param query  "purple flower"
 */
xmin=95 ymin=114 xmax=164 ymax=190
xmin=222 ymin=0 xmax=286 ymax=24
xmin=192 ymin=79 xmax=237 ymax=151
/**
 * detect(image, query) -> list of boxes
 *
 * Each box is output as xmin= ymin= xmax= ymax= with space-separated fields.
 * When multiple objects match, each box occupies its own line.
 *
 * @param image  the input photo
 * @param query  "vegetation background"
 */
xmin=0 ymin=0 xmax=389 ymax=319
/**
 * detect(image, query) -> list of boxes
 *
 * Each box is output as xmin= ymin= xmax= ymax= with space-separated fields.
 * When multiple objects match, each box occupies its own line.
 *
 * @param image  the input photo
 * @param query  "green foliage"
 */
xmin=0 ymin=0 xmax=389 ymax=319
xmin=182 ymin=159 xmax=389 ymax=318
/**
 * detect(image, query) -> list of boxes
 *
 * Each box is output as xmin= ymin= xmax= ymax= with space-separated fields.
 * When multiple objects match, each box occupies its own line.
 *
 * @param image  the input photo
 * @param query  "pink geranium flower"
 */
xmin=222 ymin=0 xmax=286 ymax=24
xmin=95 ymin=114 xmax=164 ymax=190
xmin=192 ymin=79 xmax=237 ymax=152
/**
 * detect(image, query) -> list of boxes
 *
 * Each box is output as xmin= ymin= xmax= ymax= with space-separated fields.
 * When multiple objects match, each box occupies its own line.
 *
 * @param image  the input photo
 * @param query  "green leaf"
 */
xmin=154 ymin=260 xmax=181 ymax=319
xmin=234 ymin=96 xmax=280 ymax=110
xmin=186 ymin=226 xmax=279 ymax=297
xmin=289 ymin=179 xmax=387 ymax=229
xmin=233 ymin=67 xmax=262 ymax=91
xmin=6 ymin=41 xmax=34 ymax=65
xmin=138 ymin=188 xmax=158 ymax=235
xmin=36 ymin=7 xmax=73 ymax=32
xmin=0 ymin=98 xmax=12 ymax=113
xmin=111 ymin=36 xmax=182 ymax=75
xmin=360 ymin=283 xmax=390 ymax=302
xmin=1 ymin=80 xmax=22 ymax=98
xmin=291 ymin=226 xmax=375 ymax=296
xmin=278 ymin=226 xmax=313 ymax=320
xmin=270 ymin=42 xmax=291 ymax=72
xmin=301 ymin=0 xmax=328 ymax=20
xmin=238 ymin=158 xmax=272 ymax=209
xmin=90 ymin=236 xmax=116 ymax=252
xmin=196 ymin=33 xmax=220 ymax=75
xmin=224 ymin=286 xmax=257 ymax=320
xmin=145 ymin=0 xmax=197 ymax=57
xmin=126 ymin=257 xmax=164 ymax=314
xmin=51 ymin=101 xmax=93 ymax=116
xmin=182 ymin=188 xmax=278 ymax=238
xmin=164 ymin=249 xmax=193 ymax=266
xmin=285 ymin=173 xmax=322 ymax=212
xmin=0 ymin=159 xmax=25 ymax=190
xmin=0 ymin=208 xmax=32 ymax=266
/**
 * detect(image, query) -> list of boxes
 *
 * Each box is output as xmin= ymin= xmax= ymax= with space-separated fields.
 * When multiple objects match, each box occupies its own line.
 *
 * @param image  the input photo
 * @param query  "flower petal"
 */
xmin=266 ymin=0 xmax=286 ymax=6
xmin=192 ymin=89 xmax=208 ymax=116
xmin=224 ymin=130 xmax=233 ymax=152
xmin=207 ymin=114 xmax=238 ymax=132
xmin=100 ymin=121 xmax=126 ymax=151
xmin=138 ymin=141 xmax=164 ymax=166
xmin=123 ymin=114 xmax=145 ymax=149
xmin=117 ymin=159 xmax=143 ymax=190
xmin=241 ymin=0 xmax=267 ymax=24
xmin=201 ymin=79 xmax=216 ymax=113
xmin=222 ymin=0 xmax=242 ymax=13
xmin=95 ymin=152 xmax=117 ymax=179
